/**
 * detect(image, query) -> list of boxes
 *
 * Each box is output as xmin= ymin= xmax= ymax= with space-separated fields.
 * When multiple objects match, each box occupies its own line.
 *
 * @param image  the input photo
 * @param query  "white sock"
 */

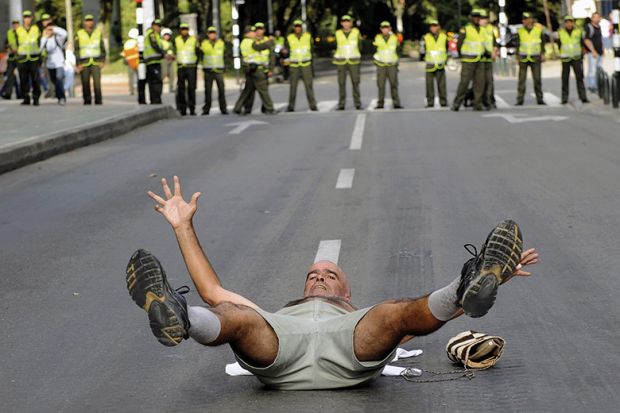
xmin=428 ymin=276 xmax=461 ymax=321
xmin=188 ymin=306 xmax=221 ymax=345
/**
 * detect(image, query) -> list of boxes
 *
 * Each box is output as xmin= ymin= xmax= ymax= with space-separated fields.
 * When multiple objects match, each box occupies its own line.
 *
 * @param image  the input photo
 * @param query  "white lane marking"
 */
xmin=226 ymin=120 xmax=269 ymax=134
xmin=349 ymin=114 xmax=366 ymax=150
xmin=317 ymin=100 xmax=338 ymax=112
xmin=494 ymin=94 xmax=511 ymax=108
xmin=366 ymin=98 xmax=393 ymax=111
xmin=482 ymin=113 xmax=568 ymax=123
xmin=314 ymin=240 xmax=342 ymax=264
xmin=251 ymin=102 xmax=287 ymax=114
xmin=531 ymin=92 xmax=562 ymax=107
xmin=335 ymin=168 xmax=355 ymax=189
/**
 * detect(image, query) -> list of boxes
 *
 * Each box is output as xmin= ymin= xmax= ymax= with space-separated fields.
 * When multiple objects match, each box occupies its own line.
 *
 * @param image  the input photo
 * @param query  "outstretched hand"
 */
xmin=513 ymin=248 xmax=539 ymax=277
xmin=147 ymin=176 xmax=201 ymax=229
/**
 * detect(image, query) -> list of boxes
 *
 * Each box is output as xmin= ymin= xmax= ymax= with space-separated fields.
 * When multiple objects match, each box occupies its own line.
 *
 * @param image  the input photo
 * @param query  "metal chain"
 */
xmin=399 ymin=366 xmax=475 ymax=383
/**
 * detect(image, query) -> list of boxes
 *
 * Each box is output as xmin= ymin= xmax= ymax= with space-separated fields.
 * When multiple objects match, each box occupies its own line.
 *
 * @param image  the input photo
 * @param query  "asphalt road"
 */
xmin=2 ymin=63 xmax=620 ymax=412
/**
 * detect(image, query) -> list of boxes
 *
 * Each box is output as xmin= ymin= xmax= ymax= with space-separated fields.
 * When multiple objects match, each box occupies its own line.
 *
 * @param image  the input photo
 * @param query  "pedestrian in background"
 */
xmin=420 ymin=20 xmax=448 ymax=108
xmin=75 ymin=15 xmax=106 ymax=105
xmin=556 ymin=16 xmax=588 ymax=104
xmin=1 ymin=19 xmax=22 ymax=100
xmin=584 ymin=12 xmax=604 ymax=93
xmin=16 ymin=10 xmax=42 ymax=106
xmin=173 ymin=23 xmax=199 ymax=116
xmin=200 ymin=26 xmax=227 ymax=115
xmin=512 ymin=12 xmax=546 ymax=106
xmin=40 ymin=19 xmax=67 ymax=105
xmin=161 ymin=28 xmax=175 ymax=93
xmin=286 ymin=19 xmax=317 ymax=112
xmin=333 ymin=15 xmax=362 ymax=110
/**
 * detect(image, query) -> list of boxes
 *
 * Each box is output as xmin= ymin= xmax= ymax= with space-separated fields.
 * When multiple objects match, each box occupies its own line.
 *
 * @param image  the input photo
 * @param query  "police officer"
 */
xmin=141 ymin=19 xmax=165 ymax=104
xmin=161 ymin=28 xmax=175 ymax=93
xmin=334 ymin=15 xmax=362 ymax=110
xmin=200 ymin=26 xmax=227 ymax=115
xmin=451 ymin=10 xmax=486 ymax=111
xmin=513 ymin=12 xmax=545 ymax=105
xmin=479 ymin=10 xmax=497 ymax=109
xmin=286 ymin=19 xmax=317 ymax=112
xmin=233 ymin=23 xmax=276 ymax=115
xmin=1 ymin=19 xmax=22 ymax=100
xmin=556 ymin=16 xmax=588 ymax=104
xmin=372 ymin=21 xmax=402 ymax=109
xmin=420 ymin=20 xmax=448 ymax=107
xmin=173 ymin=23 xmax=199 ymax=116
xmin=16 ymin=10 xmax=42 ymax=106
xmin=75 ymin=14 xmax=106 ymax=105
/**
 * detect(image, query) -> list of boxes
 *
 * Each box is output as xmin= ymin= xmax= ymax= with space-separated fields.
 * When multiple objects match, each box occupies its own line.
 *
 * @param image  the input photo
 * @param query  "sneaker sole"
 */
xmin=126 ymin=250 xmax=186 ymax=346
xmin=462 ymin=220 xmax=523 ymax=318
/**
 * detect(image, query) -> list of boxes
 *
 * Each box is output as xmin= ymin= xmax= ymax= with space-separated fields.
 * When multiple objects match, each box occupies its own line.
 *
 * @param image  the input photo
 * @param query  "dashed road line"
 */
xmin=349 ymin=114 xmax=366 ymax=150
xmin=314 ymin=239 xmax=342 ymax=264
xmin=335 ymin=168 xmax=355 ymax=189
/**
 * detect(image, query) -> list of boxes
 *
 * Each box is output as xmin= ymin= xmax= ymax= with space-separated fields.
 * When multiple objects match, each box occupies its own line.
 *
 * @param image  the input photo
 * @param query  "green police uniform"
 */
xmin=161 ymin=37 xmax=175 ymax=93
xmin=515 ymin=25 xmax=544 ymax=105
xmin=16 ymin=23 xmax=42 ymax=104
xmin=452 ymin=23 xmax=486 ymax=110
xmin=233 ymin=34 xmax=275 ymax=114
xmin=422 ymin=31 xmax=448 ymax=106
xmin=2 ymin=26 xmax=22 ymax=99
xmin=557 ymin=26 xmax=587 ymax=103
xmin=200 ymin=36 xmax=227 ymax=114
xmin=286 ymin=31 xmax=317 ymax=111
xmin=75 ymin=27 xmax=106 ymax=105
xmin=373 ymin=32 xmax=401 ymax=108
xmin=481 ymin=24 xmax=497 ymax=108
xmin=143 ymin=27 xmax=165 ymax=104
xmin=174 ymin=33 xmax=199 ymax=115
xmin=333 ymin=27 xmax=362 ymax=109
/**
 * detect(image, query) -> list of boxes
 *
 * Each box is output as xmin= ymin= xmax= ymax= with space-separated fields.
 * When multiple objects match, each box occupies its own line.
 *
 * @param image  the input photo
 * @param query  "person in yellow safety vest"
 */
xmin=140 ymin=19 xmax=165 ymax=105
xmin=478 ymin=10 xmax=498 ymax=109
xmin=373 ymin=21 xmax=402 ymax=109
xmin=420 ymin=20 xmax=448 ymax=107
xmin=75 ymin=14 xmax=106 ymax=105
xmin=1 ymin=19 xmax=23 ymax=100
xmin=286 ymin=19 xmax=317 ymax=112
xmin=200 ymin=26 xmax=227 ymax=115
xmin=510 ymin=12 xmax=546 ymax=105
xmin=173 ymin=23 xmax=200 ymax=116
xmin=333 ymin=15 xmax=362 ymax=110
xmin=451 ymin=10 xmax=486 ymax=111
xmin=233 ymin=23 xmax=276 ymax=115
xmin=15 ymin=10 xmax=42 ymax=105
xmin=556 ymin=16 xmax=588 ymax=104
xmin=161 ymin=28 xmax=175 ymax=93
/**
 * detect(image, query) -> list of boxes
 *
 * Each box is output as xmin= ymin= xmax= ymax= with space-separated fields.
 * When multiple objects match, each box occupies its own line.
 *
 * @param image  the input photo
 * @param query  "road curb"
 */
xmin=0 ymin=105 xmax=179 ymax=174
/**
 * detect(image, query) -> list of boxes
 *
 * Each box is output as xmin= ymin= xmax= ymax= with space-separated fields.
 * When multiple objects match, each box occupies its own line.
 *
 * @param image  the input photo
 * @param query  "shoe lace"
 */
xmin=175 ymin=285 xmax=191 ymax=295
xmin=463 ymin=243 xmax=479 ymax=258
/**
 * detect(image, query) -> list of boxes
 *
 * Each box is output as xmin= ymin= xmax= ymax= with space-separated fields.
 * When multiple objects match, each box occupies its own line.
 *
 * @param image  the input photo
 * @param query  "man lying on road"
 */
xmin=126 ymin=176 xmax=539 ymax=390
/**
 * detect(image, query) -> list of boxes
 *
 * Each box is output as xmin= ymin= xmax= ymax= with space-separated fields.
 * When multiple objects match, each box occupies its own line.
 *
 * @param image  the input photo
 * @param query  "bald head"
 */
xmin=303 ymin=260 xmax=351 ymax=302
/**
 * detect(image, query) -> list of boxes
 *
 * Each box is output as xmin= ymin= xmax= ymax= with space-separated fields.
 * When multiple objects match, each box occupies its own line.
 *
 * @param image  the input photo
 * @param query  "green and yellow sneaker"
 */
xmin=457 ymin=220 xmax=523 ymax=318
xmin=126 ymin=249 xmax=191 ymax=346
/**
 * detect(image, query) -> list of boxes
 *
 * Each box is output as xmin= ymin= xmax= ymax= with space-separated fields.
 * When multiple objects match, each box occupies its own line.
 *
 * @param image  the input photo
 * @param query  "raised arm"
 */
xmin=148 ymin=176 xmax=259 ymax=309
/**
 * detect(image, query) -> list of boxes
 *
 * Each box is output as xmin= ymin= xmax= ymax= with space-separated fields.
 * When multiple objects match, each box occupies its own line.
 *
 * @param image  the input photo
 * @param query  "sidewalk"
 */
xmin=0 ymin=97 xmax=177 ymax=174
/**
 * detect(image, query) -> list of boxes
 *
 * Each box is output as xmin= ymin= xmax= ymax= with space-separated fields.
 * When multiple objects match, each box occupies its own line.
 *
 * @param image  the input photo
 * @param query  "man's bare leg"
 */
xmin=354 ymin=296 xmax=447 ymax=362
xmin=189 ymin=302 xmax=278 ymax=367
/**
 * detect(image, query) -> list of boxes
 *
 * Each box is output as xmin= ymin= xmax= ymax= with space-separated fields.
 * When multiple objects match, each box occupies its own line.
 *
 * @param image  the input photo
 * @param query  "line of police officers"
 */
xmin=3 ymin=10 xmax=106 ymax=106
xmin=138 ymin=15 xmax=403 ymax=116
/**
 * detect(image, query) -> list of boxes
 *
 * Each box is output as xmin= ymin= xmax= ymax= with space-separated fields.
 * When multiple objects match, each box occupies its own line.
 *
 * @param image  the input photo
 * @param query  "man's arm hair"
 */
xmin=173 ymin=223 xmax=260 ymax=309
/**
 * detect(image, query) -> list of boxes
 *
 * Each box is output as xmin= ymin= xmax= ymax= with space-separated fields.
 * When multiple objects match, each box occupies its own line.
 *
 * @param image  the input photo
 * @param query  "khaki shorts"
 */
xmin=234 ymin=299 xmax=396 ymax=390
